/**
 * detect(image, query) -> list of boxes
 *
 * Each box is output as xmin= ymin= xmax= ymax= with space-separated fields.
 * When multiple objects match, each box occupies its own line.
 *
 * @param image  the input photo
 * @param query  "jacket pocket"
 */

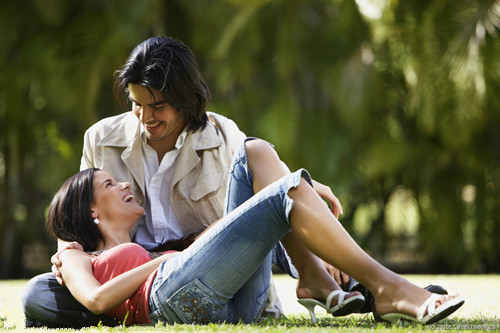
xmin=189 ymin=169 xmax=226 ymax=201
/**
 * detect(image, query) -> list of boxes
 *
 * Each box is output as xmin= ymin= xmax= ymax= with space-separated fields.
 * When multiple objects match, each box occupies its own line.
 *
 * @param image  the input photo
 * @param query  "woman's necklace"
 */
xmin=87 ymin=249 xmax=106 ymax=256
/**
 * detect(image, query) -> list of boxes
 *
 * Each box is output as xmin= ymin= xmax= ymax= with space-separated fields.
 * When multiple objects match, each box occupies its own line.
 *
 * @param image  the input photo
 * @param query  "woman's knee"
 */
xmin=245 ymin=140 xmax=280 ymax=170
xmin=244 ymin=139 xmax=273 ymax=157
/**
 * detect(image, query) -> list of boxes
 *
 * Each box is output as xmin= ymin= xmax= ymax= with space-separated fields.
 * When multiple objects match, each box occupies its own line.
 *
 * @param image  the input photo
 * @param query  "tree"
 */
xmin=1 ymin=0 xmax=498 ymax=277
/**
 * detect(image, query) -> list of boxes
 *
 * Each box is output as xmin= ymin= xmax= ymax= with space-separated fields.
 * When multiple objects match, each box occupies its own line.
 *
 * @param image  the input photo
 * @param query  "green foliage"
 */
xmin=0 ymin=0 xmax=499 ymax=277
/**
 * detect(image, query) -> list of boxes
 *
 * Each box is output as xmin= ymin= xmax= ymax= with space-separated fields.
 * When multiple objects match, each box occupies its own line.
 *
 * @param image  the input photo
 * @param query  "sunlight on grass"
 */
xmin=0 ymin=275 xmax=498 ymax=332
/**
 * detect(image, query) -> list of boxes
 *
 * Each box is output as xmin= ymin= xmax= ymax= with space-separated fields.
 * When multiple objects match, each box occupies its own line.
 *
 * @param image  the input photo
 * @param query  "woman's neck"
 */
xmin=97 ymin=229 xmax=132 ymax=251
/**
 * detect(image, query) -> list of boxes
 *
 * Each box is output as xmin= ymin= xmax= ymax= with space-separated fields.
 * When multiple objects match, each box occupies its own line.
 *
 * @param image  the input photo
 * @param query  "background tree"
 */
xmin=0 ymin=0 xmax=498 ymax=278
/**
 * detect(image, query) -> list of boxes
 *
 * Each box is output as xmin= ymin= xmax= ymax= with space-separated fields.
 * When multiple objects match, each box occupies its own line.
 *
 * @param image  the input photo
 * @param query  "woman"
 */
xmin=47 ymin=138 xmax=464 ymax=326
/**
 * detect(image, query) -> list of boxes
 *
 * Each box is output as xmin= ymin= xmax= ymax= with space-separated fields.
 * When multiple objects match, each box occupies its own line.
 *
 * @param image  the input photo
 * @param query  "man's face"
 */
xmin=128 ymin=83 xmax=186 ymax=147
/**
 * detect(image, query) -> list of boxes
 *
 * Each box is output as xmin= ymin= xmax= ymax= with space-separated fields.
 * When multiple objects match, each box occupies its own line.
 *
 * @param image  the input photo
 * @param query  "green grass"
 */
xmin=1 ymin=275 xmax=499 ymax=332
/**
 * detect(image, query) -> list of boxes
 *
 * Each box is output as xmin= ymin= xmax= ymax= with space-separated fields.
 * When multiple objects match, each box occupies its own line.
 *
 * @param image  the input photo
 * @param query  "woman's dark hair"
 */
xmin=46 ymin=168 xmax=101 ymax=252
xmin=114 ymin=36 xmax=211 ymax=132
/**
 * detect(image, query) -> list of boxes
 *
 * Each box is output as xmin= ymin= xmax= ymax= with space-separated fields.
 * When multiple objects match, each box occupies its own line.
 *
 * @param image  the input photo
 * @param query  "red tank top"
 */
xmin=91 ymin=243 xmax=158 ymax=325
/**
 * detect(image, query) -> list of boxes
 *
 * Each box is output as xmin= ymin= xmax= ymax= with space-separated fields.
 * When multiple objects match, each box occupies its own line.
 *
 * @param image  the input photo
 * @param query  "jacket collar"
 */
xmin=172 ymin=117 xmax=223 ymax=185
xmin=96 ymin=111 xmax=223 ymax=189
xmin=97 ymin=111 xmax=222 ymax=151
xmin=98 ymin=112 xmax=141 ymax=148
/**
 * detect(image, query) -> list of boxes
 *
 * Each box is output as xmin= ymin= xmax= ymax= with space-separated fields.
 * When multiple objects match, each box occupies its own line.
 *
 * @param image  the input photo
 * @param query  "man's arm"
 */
xmin=311 ymin=179 xmax=343 ymax=218
xmin=51 ymin=240 xmax=83 ymax=285
xmin=80 ymin=127 xmax=96 ymax=171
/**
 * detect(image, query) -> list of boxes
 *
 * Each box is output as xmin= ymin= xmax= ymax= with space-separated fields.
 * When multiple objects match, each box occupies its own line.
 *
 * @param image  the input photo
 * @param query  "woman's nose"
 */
xmin=121 ymin=182 xmax=131 ymax=191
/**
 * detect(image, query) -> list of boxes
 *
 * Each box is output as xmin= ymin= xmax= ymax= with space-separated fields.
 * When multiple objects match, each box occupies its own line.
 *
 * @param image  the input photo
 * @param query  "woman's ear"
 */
xmin=91 ymin=210 xmax=98 ymax=219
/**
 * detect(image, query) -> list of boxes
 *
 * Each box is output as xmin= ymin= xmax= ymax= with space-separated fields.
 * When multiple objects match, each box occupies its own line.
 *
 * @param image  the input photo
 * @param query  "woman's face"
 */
xmin=91 ymin=171 xmax=144 ymax=224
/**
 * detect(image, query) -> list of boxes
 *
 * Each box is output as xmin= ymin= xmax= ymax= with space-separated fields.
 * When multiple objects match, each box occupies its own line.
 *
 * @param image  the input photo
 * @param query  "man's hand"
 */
xmin=323 ymin=261 xmax=350 ymax=290
xmin=311 ymin=180 xmax=343 ymax=218
xmin=51 ymin=241 xmax=84 ymax=285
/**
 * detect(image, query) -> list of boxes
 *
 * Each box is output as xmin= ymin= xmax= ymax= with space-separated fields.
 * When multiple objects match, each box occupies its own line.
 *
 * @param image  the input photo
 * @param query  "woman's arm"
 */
xmin=59 ymin=249 xmax=175 ymax=314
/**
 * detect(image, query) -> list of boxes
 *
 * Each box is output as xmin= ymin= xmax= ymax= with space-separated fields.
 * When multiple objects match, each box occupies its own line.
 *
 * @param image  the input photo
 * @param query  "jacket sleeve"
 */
xmin=80 ymin=127 xmax=96 ymax=171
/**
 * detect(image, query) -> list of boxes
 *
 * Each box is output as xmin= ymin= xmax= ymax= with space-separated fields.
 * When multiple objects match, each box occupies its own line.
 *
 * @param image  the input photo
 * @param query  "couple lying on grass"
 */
xmin=26 ymin=138 xmax=464 ymax=327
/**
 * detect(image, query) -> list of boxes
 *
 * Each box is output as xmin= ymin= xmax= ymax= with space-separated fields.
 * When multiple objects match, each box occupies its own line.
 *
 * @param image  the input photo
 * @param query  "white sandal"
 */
xmin=380 ymin=293 xmax=465 ymax=325
xmin=298 ymin=290 xmax=365 ymax=324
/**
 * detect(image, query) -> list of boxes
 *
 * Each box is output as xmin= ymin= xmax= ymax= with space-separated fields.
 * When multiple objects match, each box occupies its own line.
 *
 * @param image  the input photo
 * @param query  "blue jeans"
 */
xmin=22 ymin=273 xmax=118 ymax=328
xmin=148 ymin=139 xmax=313 ymax=324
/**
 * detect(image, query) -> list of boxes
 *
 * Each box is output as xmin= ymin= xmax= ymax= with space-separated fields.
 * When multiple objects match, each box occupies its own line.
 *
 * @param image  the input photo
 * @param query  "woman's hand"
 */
xmin=311 ymin=180 xmax=343 ymax=218
xmin=51 ymin=241 xmax=84 ymax=285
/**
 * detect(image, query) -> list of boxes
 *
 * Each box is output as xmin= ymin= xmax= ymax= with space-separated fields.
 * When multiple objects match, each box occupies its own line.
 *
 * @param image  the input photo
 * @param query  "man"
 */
xmin=22 ymin=36 xmax=442 ymax=328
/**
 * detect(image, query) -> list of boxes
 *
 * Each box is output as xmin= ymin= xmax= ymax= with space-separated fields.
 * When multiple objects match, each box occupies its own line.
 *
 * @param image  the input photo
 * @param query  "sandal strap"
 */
xmin=325 ymin=290 xmax=345 ymax=311
xmin=417 ymin=293 xmax=440 ymax=320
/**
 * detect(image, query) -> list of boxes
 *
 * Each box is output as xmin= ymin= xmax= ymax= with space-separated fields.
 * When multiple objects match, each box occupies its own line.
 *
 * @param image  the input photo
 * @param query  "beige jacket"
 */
xmin=80 ymin=111 xmax=246 ymax=237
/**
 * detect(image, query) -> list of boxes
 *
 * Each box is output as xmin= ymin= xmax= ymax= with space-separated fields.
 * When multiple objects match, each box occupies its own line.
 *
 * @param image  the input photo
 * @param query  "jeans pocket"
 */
xmin=166 ymin=279 xmax=224 ymax=324
xmin=148 ymin=308 xmax=165 ymax=326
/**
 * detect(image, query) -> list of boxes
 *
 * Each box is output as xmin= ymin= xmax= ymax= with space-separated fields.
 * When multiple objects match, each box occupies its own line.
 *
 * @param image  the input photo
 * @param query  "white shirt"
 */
xmin=133 ymin=128 xmax=188 ymax=250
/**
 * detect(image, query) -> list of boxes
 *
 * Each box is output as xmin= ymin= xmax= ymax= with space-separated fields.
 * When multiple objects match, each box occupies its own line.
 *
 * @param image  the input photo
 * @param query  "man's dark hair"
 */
xmin=115 ymin=36 xmax=211 ymax=132
xmin=47 ymin=168 xmax=101 ymax=252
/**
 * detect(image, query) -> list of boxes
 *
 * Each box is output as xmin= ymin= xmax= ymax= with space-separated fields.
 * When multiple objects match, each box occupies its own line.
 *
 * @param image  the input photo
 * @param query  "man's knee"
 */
xmin=22 ymin=273 xmax=55 ymax=326
xmin=22 ymin=272 xmax=118 ymax=328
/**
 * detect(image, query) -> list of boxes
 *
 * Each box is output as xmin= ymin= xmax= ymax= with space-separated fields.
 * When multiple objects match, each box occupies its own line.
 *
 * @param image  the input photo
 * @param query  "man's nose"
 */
xmin=140 ymin=106 xmax=155 ymax=122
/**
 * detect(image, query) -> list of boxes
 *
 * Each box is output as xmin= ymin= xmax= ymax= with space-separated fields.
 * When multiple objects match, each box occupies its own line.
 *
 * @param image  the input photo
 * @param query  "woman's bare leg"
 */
xmin=245 ymin=139 xmax=458 ymax=317
xmin=287 ymin=177 xmax=445 ymax=316
xmin=245 ymin=140 xmax=358 ymax=303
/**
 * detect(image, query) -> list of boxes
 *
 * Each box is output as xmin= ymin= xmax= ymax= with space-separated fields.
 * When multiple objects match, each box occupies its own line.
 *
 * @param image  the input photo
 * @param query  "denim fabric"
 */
xmin=225 ymin=138 xmax=298 ymax=278
xmin=149 ymin=140 xmax=312 ymax=324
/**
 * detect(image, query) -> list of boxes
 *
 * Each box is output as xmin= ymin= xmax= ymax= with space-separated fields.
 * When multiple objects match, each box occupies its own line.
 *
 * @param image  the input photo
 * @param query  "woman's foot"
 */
xmin=372 ymin=280 xmax=464 ymax=324
xmin=295 ymin=262 xmax=346 ymax=305
xmin=379 ymin=293 xmax=464 ymax=324
xmin=298 ymin=290 xmax=365 ymax=324
xmin=296 ymin=273 xmax=365 ymax=323
xmin=297 ymin=287 xmax=365 ymax=309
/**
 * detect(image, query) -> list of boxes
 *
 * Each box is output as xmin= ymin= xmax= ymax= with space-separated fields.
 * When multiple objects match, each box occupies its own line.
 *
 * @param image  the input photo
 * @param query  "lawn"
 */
xmin=1 ymin=274 xmax=499 ymax=332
